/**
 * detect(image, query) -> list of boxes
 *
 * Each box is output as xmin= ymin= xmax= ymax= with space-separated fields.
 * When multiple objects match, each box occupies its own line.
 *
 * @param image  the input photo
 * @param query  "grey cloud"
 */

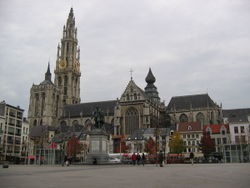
xmin=0 ymin=0 xmax=250 ymax=116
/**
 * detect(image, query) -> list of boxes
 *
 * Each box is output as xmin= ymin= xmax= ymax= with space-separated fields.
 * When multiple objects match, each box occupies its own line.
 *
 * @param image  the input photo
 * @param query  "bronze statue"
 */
xmin=92 ymin=107 xmax=104 ymax=129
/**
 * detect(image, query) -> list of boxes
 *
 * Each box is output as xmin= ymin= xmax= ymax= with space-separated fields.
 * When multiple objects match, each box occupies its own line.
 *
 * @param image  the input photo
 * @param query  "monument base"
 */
xmin=86 ymin=153 xmax=109 ymax=165
xmin=86 ymin=129 xmax=110 ymax=165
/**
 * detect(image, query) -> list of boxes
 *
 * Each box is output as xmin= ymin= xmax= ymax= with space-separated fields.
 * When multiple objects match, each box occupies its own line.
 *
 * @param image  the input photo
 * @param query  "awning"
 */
xmin=28 ymin=156 xmax=36 ymax=159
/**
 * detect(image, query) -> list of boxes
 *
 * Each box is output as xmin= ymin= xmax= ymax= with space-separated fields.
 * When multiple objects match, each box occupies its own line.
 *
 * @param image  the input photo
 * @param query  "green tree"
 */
xmin=169 ymin=132 xmax=185 ymax=154
xmin=200 ymin=131 xmax=215 ymax=159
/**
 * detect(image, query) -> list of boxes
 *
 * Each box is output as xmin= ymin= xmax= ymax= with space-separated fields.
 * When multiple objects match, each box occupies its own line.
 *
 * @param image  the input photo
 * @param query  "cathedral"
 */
xmin=28 ymin=8 xmax=222 ymax=153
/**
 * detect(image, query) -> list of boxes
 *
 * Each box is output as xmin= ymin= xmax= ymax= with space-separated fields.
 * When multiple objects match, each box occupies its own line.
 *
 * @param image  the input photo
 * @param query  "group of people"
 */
xmin=131 ymin=151 xmax=165 ymax=167
xmin=131 ymin=152 xmax=146 ymax=166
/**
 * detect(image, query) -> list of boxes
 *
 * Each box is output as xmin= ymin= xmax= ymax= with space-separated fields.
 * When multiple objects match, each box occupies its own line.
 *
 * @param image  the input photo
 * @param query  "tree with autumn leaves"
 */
xmin=145 ymin=137 xmax=157 ymax=154
xmin=114 ymin=136 xmax=129 ymax=153
xmin=66 ymin=135 xmax=82 ymax=161
xmin=169 ymin=132 xmax=185 ymax=154
xmin=200 ymin=131 xmax=215 ymax=159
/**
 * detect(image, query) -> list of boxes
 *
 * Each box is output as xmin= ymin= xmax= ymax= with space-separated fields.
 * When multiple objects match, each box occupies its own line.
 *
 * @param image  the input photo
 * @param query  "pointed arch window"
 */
xmin=85 ymin=119 xmax=92 ymax=131
xmin=60 ymin=121 xmax=67 ymax=126
xmin=72 ymin=120 xmax=79 ymax=126
xmin=180 ymin=114 xmax=188 ymax=123
xmin=196 ymin=112 xmax=205 ymax=126
xmin=33 ymin=120 xmax=37 ymax=126
xmin=58 ymin=76 xmax=62 ymax=86
xmin=125 ymin=107 xmax=139 ymax=135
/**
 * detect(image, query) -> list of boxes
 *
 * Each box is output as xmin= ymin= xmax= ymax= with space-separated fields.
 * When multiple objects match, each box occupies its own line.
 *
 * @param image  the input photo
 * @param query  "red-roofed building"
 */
xmin=177 ymin=122 xmax=203 ymax=157
xmin=204 ymin=124 xmax=231 ymax=153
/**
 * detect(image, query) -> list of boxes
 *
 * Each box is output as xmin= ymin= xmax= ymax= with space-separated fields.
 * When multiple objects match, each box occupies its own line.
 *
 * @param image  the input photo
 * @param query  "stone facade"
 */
xmin=166 ymin=94 xmax=223 ymax=127
xmin=27 ymin=8 xmax=228 ymax=156
xmin=0 ymin=101 xmax=24 ymax=160
xmin=28 ymin=8 xmax=80 ymax=128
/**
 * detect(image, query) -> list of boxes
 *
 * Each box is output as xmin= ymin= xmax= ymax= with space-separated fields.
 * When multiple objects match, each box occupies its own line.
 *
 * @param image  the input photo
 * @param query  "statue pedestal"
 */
xmin=86 ymin=129 xmax=109 ymax=164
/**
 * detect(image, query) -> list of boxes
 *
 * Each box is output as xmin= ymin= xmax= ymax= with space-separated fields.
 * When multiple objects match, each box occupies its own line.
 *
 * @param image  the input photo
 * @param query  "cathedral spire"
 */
xmin=54 ymin=8 xmax=81 ymax=105
xmin=45 ymin=63 xmax=51 ymax=81
xmin=144 ymin=68 xmax=160 ymax=103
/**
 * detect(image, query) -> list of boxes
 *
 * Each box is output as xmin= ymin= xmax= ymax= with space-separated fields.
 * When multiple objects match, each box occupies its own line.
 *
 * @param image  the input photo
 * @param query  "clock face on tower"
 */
xmin=59 ymin=60 xmax=67 ymax=69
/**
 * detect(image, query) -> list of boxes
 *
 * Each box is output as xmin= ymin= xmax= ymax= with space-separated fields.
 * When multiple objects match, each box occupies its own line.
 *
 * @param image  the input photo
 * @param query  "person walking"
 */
xmin=132 ymin=152 xmax=137 ymax=165
xmin=159 ymin=151 xmax=164 ymax=167
xmin=190 ymin=152 xmax=194 ymax=165
xmin=136 ymin=153 xmax=141 ymax=165
xmin=141 ymin=153 xmax=146 ymax=166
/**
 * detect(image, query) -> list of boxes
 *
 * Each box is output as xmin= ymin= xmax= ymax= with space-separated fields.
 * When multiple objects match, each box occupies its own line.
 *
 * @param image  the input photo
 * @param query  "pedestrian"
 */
xmin=159 ymin=151 xmax=164 ymax=167
xmin=142 ymin=153 xmax=146 ymax=166
xmin=65 ymin=160 xmax=69 ymax=166
xmin=136 ymin=153 xmax=141 ymax=165
xmin=131 ymin=152 xmax=137 ymax=165
xmin=190 ymin=152 xmax=194 ymax=165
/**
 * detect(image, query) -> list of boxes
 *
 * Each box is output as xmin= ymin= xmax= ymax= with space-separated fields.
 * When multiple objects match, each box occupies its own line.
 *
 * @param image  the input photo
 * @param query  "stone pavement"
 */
xmin=0 ymin=163 xmax=249 ymax=188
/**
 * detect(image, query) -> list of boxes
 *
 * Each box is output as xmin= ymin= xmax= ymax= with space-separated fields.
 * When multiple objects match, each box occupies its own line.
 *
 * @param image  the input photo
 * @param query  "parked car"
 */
xmin=109 ymin=157 xmax=121 ymax=164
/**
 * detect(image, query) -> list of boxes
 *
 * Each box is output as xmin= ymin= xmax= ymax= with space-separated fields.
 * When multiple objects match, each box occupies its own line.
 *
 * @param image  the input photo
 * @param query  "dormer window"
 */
xmin=188 ymin=126 xmax=192 ymax=131
xmin=220 ymin=126 xmax=226 ymax=135
xmin=206 ymin=127 xmax=212 ymax=135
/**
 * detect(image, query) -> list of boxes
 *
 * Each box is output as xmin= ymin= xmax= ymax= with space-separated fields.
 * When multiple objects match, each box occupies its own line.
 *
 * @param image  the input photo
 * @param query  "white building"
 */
xmin=223 ymin=108 xmax=250 ymax=144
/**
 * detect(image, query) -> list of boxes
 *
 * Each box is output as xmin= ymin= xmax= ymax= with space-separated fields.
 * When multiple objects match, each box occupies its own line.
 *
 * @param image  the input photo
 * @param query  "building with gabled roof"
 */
xmin=166 ymin=94 xmax=223 ymax=126
xmin=204 ymin=124 xmax=231 ymax=153
xmin=177 ymin=122 xmax=203 ymax=157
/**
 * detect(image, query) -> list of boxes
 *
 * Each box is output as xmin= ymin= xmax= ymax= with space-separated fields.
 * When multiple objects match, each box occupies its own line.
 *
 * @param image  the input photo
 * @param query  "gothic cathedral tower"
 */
xmin=28 ymin=8 xmax=81 ymax=127
xmin=54 ymin=8 xmax=81 ymax=105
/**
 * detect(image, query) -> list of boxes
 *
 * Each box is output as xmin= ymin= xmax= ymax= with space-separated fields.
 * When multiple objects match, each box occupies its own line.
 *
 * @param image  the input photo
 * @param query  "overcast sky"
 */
xmin=0 ymin=0 xmax=250 ymax=116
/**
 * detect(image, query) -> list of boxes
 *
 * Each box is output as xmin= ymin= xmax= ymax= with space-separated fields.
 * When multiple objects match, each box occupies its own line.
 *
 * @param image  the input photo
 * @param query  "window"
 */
xmin=134 ymin=93 xmax=137 ymax=100
xmin=235 ymin=136 xmax=240 ymax=144
xmin=240 ymin=126 xmax=245 ymax=133
xmin=183 ymin=134 xmax=186 ymax=138
xmin=217 ymin=138 xmax=221 ymax=144
xmin=222 ymin=138 xmax=227 ymax=144
xmin=192 ymin=134 xmax=195 ymax=138
xmin=188 ymin=126 xmax=192 ymax=131
xmin=9 ymin=118 xmax=15 ymax=125
xmin=221 ymin=129 xmax=225 ymax=135
xmin=126 ymin=94 xmax=130 ymax=101
xmin=180 ymin=114 xmax=188 ymax=123
xmin=206 ymin=127 xmax=212 ymax=135
xmin=125 ymin=108 xmax=139 ymax=135
xmin=64 ymin=87 xmax=67 ymax=95
xmin=72 ymin=120 xmax=79 ymax=126
xmin=234 ymin=127 xmax=238 ymax=134
xmin=8 ymin=127 xmax=15 ymax=134
xmin=58 ymin=77 xmax=62 ymax=86
xmin=196 ymin=112 xmax=205 ymax=126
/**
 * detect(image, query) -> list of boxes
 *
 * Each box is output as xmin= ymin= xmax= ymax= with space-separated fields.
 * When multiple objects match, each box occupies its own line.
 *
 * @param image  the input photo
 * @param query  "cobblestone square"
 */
xmin=0 ymin=163 xmax=249 ymax=188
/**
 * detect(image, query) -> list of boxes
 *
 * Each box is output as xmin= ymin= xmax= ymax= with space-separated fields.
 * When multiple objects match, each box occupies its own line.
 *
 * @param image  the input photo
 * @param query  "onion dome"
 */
xmin=145 ymin=68 xmax=156 ymax=84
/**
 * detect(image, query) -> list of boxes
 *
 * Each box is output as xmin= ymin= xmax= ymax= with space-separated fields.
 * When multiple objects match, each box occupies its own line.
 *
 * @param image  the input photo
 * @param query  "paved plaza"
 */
xmin=0 ymin=163 xmax=249 ymax=188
